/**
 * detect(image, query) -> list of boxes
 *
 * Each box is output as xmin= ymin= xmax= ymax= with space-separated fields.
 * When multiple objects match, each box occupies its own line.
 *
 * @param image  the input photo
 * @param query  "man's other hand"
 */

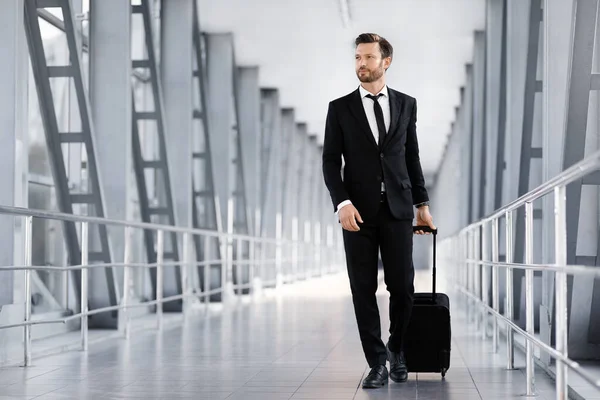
xmin=415 ymin=206 xmax=436 ymax=235
xmin=339 ymin=204 xmax=363 ymax=232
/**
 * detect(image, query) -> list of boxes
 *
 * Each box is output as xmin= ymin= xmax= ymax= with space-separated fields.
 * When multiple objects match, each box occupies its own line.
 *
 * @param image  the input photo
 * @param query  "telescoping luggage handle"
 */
xmin=413 ymin=226 xmax=438 ymax=301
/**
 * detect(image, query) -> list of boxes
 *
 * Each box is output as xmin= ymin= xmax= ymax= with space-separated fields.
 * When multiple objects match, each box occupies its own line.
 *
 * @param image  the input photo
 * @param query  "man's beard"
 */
xmin=357 ymin=64 xmax=384 ymax=83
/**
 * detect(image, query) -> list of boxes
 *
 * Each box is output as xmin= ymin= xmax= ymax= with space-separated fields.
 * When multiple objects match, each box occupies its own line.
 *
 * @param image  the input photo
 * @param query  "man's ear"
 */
xmin=384 ymin=57 xmax=392 ymax=70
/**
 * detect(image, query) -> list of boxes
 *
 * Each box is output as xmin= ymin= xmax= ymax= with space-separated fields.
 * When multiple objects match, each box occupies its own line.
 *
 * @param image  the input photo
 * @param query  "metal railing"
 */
xmin=438 ymin=148 xmax=600 ymax=400
xmin=0 ymin=204 xmax=344 ymax=366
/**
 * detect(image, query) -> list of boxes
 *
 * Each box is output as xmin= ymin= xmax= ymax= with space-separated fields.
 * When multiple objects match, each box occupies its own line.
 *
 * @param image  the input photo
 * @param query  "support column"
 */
xmin=206 ymin=33 xmax=235 ymax=232
xmin=67 ymin=0 xmax=83 ymax=219
xmin=160 ymin=0 xmax=194 ymax=306
xmin=280 ymin=108 xmax=296 ymax=239
xmin=500 ymin=0 xmax=530 ymax=320
xmin=308 ymin=135 xmax=321 ymax=277
xmin=156 ymin=0 xmax=193 ymax=305
xmin=237 ymin=66 xmax=260 ymax=289
xmin=89 ymin=0 xmax=132 ymax=309
xmin=292 ymin=122 xmax=306 ymax=278
xmin=559 ymin=0 xmax=600 ymax=358
xmin=296 ymin=123 xmax=310 ymax=278
xmin=461 ymin=67 xmax=474 ymax=227
xmin=282 ymin=111 xmax=299 ymax=281
xmin=505 ymin=0 xmax=530 ymax=204
xmin=495 ymin=0 xmax=509 ymax=211
xmin=205 ymin=33 xmax=236 ymax=295
xmin=0 ymin=0 xmax=24 ymax=306
xmin=318 ymin=143 xmax=330 ymax=273
xmin=237 ymin=67 xmax=261 ymax=237
xmin=541 ymin=3 xmax=573 ymax=361
xmin=471 ymin=31 xmax=486 ymax=222
xmin=512 ymin=0 xmax=543 ymax=325
xmin=161 ymin=0 xmax=194 ymax=232
xmin=485 ymin=0 xmax=504 ymax=217
xmin=0 ymin=0 xmax=28 ymax=363
xmin=259 ymin=89 xmax=282 ymax=285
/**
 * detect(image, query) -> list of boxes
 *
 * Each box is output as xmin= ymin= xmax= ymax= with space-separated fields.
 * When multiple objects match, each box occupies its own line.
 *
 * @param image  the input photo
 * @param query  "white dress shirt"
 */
xmin=359 ymin=85 xmax=391 ymax=143
xmin=337 ymin=85 xmax=391 ymax=214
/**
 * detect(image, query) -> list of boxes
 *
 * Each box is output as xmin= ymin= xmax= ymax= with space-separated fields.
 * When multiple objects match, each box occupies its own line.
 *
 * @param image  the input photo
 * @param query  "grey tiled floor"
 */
xmin=0 ymin=271 xmax=570 ymax=399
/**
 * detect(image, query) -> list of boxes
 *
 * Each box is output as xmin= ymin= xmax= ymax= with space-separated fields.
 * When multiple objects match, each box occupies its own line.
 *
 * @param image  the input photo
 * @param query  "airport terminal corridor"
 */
xmin=0 ymin=272 xmax=564 ymax=400
xmin=2 ymin=0 xmax=600 ymax=398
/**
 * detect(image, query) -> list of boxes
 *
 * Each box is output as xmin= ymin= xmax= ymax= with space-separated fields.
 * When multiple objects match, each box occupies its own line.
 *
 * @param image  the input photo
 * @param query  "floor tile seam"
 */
xmin=449 ymin=322 xmax=483 ymax=400
xmin=291 ymin=333 xmax=351 ymax=399
xmin=351 ymin=366 xmax=369 ymax=400
xmin=20 ymin=366 xmax=64 ymax=382
xmin=221 ymin=325 xmax=317 ymax=399
xmin=26 ymin=383 xmax=69 ymax=400
xmin=270 ymin=341 xmax=304 ymax=367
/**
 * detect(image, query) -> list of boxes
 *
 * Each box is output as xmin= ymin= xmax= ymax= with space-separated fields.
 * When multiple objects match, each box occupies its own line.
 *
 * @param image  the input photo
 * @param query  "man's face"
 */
xmin=355 ymin=42 xmax=391 ymax=83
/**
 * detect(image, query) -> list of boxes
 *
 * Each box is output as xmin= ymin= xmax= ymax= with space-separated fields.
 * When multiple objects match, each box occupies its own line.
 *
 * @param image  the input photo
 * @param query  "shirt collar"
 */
xmin=359 ymin=85 xmax=388 ymax=99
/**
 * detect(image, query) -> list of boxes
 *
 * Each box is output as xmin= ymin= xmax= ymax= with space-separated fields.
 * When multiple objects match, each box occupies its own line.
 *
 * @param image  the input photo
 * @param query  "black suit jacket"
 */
xmin=322 ymin=87 xmax=429 ymax=221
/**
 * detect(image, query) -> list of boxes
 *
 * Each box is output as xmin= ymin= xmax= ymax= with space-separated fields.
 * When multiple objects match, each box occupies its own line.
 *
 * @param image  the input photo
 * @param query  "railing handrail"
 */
xmin=455 ymin=148 xmax=600 ymax=235
xmin=1 ymin=209 xmax=344 ymax=367
xmin=456 ymin=286 xmax=600 ymax=389
xmin=462 ymin=258 xmax=600 ymax=276
xmin=0 ymin=204 xmax=285 ymax=244
xmin=437 ymin=147 xmax=600 ymax=399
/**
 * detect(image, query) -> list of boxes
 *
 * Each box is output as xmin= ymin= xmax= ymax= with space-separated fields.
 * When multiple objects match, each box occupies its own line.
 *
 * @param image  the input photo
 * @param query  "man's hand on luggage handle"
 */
xmin=339 ymin=203 xmax=363 ymax=232
xmin=415 ymin=206 xmax=436 ymax=235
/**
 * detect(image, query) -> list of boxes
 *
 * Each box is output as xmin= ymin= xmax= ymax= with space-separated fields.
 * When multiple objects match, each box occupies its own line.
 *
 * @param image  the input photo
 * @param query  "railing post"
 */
xmin=327 ymin=224 xmax=333 ymax=276
xmin=465 ymin=230 xmax=470 ymax=316
xmin=481 ymin=223 xmax=488 ymax=340
xmin=469 ymin=229 xmax=475 ymax=322
xmin=122 ymin=226 xmax=133 ymax=339
xmin=464 ymin=231 xmax=468 ymax=313
xmin=458 ymin=235 xmax=463 ymax=286
xmin=462 ymin=232 xmax=466 ymax=307
xmin=275 ymin=239 xmax=282 ymax=287
xmin=315 ymin=222 xmax=321 ymax=277
xmin=505 ymin=210 xmax=515 ymax=369
xmin=275 ymin=214 xmax=283 ymax=288
xmin=224 ymin=231 xmax=235 ymax=300
xmin=248 ymin=237 xmax=255 ymax=294
xmin=258 ymin=237 xmax=266 ymax=288
xmin=492 ymin=218 xmax=500 ymax=353
xmin=156 ymin=229 xmax=164 ymax=331
xmin=477 ymin=226 xmax=483 ymax=332
xmin=182 ymin=232 xmax=191 ymax=315
xmin=81 ymin=221 xmax=89 ymax=351
xmin=554 ymin=186 xmax=568 ymax=399
xmin=203 ymin=235 xmax=211 ymax=306
xmin=473 ymin=228 xmax=478 ymax=321
xmin=221 ymin=233 xmax=227 ymax=297
xmin=235 ymin=237 xmax=242 ymax=295
xmin=23 ymin=216 xmax=33 ymax=366
xmin=284 ymin=241 xmax=290 ymax=283
xmin=525 ymin=201 xmax=536 ymax=395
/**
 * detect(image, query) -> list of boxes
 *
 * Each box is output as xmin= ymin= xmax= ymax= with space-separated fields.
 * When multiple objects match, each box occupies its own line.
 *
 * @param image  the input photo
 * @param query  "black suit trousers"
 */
xmin=342 ymin=194 xmax=414 ymax=368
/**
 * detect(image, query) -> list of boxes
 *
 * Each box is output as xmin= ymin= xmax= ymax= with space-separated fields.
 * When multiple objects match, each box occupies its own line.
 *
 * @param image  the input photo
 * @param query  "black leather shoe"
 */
xmin=387 ymin=344 xmax=408 ymax=383
xmin=362 ymin=365 xmax=388 ymax=389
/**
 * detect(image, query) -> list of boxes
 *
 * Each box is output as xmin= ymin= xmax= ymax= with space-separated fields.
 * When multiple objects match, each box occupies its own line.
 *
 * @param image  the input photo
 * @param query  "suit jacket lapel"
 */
xmin=347 ymin=89 xmax=379 ymax=151
xmin=383 ymin=89 xmax=402 ymax=148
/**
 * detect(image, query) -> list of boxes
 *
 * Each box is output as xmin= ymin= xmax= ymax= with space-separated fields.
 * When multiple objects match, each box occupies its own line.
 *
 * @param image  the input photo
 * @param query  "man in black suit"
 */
xmin=322 ymin=33 xmax=436 ymax=388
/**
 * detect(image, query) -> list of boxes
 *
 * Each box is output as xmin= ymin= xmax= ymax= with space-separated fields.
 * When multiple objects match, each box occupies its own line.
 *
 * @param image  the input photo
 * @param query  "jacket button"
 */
xmin=380 ymin=153 xmax=384 ymax=159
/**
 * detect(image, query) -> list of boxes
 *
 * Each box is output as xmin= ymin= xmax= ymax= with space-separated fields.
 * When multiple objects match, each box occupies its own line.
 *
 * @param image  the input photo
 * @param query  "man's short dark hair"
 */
xmin=355 ymin=33 xmax=393 ymax=60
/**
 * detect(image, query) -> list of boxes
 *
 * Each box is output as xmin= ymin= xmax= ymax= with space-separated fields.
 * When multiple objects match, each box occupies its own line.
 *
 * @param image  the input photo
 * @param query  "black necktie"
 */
xmin=366 ymin=94 xmax=386 ymax=149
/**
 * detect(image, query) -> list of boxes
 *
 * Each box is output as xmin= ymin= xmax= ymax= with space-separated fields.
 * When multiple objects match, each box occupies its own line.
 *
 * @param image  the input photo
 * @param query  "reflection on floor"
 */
xmin=0 ymin=270 xmax=582 ymax=399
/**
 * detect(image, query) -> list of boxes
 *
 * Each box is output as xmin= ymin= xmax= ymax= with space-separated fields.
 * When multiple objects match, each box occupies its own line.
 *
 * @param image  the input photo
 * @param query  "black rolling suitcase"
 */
xmin=404 ymin=226 xmax=451 ymax=377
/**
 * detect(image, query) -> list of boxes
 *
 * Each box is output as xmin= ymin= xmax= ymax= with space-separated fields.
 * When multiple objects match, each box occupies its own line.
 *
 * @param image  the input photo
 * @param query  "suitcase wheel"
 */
xmin=441 ymin=368 xmax=447 ymax=378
